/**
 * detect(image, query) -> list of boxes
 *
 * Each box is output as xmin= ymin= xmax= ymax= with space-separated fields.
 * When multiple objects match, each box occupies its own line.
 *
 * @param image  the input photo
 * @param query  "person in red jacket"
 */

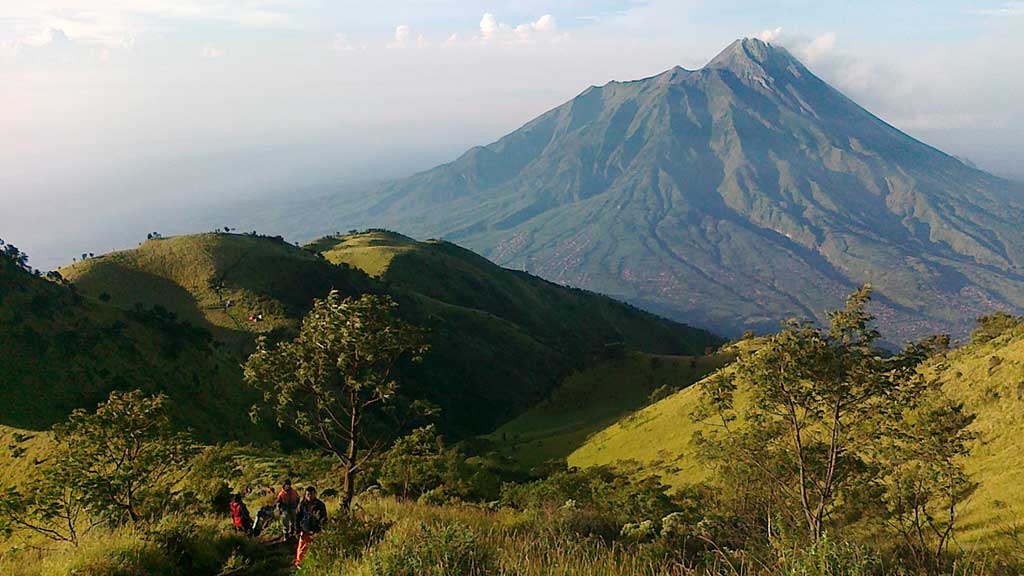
xmin=230 ymin=493 xmax=253 ymax=534
xmin=275 ymin=479 xmax=300 ymax=539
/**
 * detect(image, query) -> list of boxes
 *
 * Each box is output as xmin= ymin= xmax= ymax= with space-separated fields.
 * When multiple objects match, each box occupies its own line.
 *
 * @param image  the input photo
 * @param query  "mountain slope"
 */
xmin=318 ymin=38 xmax=1024 ymax=341
xmin=568 ymin=319 xmax=1024 ymax=548
xmin=483 ymin=349 xmax=735 ymax=469
xmin=0 ymin=256 xmax=267 ymax=441
xmin=61 ymin=231 xmax=721 ymax=436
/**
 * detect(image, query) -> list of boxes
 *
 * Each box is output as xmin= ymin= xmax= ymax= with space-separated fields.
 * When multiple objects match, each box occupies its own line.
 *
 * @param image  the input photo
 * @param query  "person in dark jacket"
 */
xmin=293 ymin=486 xmax=327 ymax=568
xmin=230 ymin=493 xmax=253 ymax=534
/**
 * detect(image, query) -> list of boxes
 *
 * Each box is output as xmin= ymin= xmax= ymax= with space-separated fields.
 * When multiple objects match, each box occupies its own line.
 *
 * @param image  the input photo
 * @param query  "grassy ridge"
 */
xmin=51 ymin=230 xmax=721 ymax=438
xmin=61 ymin=233 xmax=373 ymax=351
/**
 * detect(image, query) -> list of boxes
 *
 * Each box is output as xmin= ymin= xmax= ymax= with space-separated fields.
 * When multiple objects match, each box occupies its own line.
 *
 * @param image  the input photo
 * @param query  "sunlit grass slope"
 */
xmin=569 ymin=328 xmax=1024 ymax=548
xmin=922 ymin=322 xmax=1024 ymax=548
xmin=488 ymin=350 xmax=734 ymax=468
xmin=61 ymin=232 xmax=372 ymax=349
xmin=567 ymin=340 xmax=757 ymax=486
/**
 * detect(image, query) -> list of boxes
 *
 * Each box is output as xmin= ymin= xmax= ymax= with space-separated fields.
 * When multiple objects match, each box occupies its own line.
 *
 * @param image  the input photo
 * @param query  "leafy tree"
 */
xmin=0 ymin=238 xmax=30 ymax=271
xmin=878 ymin=396 xmax=977 ymax=571
xmin=0 ymin=460 xmax=94 ymax=545
xmin=244 ymin=291 xmax=429 ymax=509
xmin=694 ymin=286 xmax=933 ymax=543
xmin=53 ymin=390 xmax=196 ymax=524
xmin=378 ymin=425 xmax=448 ymax=500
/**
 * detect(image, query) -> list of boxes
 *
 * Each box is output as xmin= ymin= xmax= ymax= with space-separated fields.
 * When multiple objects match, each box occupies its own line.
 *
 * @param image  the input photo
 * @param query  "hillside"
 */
xmin=308 ymin=231 xmax=712 ymax=358
xmin=0 ymin=256 xmax=268 ymax=441
xmin=307 ymin=37 xmax=1024 ymax=342
xmin=568 ymin=321 xmax=1024 ymax=548
xmin=61 ymin=233 xmax=374 ymax=353
xmin=59 ymin=231 xmax=721 ymax=437
xmin=484 ymin=349 xmax=735 ymax=469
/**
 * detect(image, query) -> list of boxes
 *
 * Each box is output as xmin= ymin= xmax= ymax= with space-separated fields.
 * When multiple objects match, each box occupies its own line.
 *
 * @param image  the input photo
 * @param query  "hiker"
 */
xmin=276 ymin=479 xmax=301 ymax=539
xmin=252 ymin=505 xmax=276 ymax=537
xmin=293 ymin=486 xmax=327 ymax=568
xmin=230 ymin=493 xmax=253 ymax=534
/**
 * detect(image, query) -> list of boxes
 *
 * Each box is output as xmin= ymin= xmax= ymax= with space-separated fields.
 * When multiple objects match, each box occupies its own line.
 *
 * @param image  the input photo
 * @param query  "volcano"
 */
xmin=324 ymin=38 xmax=1024 ymax=340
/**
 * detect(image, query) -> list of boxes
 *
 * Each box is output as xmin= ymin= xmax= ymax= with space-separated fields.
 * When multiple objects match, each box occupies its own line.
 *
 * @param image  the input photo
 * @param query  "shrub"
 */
xmin=774 ymin=534 xmax=879 ymax=576
xmin=367 ymin=520 xmax=496 ymax=576
xmin=499 ymin=466 xmax=677 ymax=539
xmin=146 ymin=515 xmax=220 ymax=574
xmin=620 ymin=520 xmax=656 ymax=542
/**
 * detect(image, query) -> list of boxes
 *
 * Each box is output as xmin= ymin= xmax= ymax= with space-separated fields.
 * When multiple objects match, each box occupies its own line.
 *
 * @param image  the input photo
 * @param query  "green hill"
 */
xmin=61 ymin=233 xmax=373 ymax=353
xmin=568 ymin=324 xmax=1024 ymax=548
xmin=0 ymin=256 xmax=266 ymax=442
xmin=58 ymin=231 xmax=721 ymax=437
xmin=303 ymin=38 xmax=1024 ymax=343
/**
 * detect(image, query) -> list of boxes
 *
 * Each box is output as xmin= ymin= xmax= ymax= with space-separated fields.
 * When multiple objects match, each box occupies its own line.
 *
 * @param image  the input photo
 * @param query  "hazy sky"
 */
xmin=2 ymin=1 xmax=1022 ymax=269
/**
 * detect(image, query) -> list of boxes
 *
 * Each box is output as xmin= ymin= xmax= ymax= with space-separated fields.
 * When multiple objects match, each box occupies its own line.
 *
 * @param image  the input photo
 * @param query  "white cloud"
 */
xmin=387 ymin=24 xmax=411 ymax=49
xmin=331 ymin=33 xmax=365 ymax=52
xmin=201 ymin=43 xmax=224 ymax=59
xmin=476 ymin=13 xmax=562 ymax=45
xmin=4 ymin=1 xmax=295 ymax=50
xmin=798 ymin=32 xmax=836 ymax=64
xmin=757 ymin=27 xmax=783 ymax=43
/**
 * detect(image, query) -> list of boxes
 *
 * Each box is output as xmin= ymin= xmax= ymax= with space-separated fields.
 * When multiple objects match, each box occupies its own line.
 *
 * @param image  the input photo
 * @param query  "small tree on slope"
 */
xmin=244 ymin=291 xmax=428 ymax=509
xmin=694 ymin=285 xmax=974 ymax=551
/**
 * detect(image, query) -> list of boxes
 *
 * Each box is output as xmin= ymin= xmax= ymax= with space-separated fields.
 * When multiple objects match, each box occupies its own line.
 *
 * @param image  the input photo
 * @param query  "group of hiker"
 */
xmin=229 ymin=479 xmax=328 ymax=568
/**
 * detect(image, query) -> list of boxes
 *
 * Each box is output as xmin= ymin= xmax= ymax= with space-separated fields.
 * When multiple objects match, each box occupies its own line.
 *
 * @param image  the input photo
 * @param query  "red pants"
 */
xmin=294 ymin=533 xmax=314 ymax=567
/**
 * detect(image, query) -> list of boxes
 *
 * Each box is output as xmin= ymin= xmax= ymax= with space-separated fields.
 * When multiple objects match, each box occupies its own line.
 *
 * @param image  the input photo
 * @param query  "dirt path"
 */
xmin=225 ymin=537 xmax=295 ymax=576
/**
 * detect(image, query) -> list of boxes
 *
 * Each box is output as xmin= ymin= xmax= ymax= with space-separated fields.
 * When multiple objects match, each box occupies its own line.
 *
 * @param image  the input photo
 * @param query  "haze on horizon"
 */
xmin=2 ymin=0 xmax=1022 ymax=270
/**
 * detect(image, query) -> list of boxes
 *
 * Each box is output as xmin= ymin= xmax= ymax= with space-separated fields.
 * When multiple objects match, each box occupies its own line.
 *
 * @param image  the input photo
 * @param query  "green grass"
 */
xmin=61 ymin=233 xmax=372 ymax=350
xmin=567 ymin=340 xmax=757 ymax=486
xmin=920 ymin=324 xmax=1024 ymax=549
xmin=308 ymin=231 xmax=419 ymax=277
xmin=55 ymin=229 xmax=720 ymax=438
xmin=488 ymin=350 xmax=734 ymax=468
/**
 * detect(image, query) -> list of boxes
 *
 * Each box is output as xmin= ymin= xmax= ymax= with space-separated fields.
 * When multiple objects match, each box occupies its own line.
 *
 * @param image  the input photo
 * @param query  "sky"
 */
xmin=1 ymin=0 xmax=1022 ymax=270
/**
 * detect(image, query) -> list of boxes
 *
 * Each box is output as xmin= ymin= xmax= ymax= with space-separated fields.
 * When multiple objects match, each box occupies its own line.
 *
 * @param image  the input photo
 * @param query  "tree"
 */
xmin=0 ymin=457 xmax=94 ymax=545
xmin=879 ymin=396 xmax=976 ymax=571
xmin=694 ymin=286 xmax=932 ymax=543
xmin=244 ymin=291 xmax=428 ymax=509
xmin=378 ymin=425 xmax=449 ymax=500
xmin=52 ymin=390 xmax=196 ymax=524
xmin=0 ymin=238 xmax=30 ymax=271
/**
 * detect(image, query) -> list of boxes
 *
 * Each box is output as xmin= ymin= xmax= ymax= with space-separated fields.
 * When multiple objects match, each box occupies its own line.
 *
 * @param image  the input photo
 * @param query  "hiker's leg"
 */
xmin=281 ymin=509 xmax=292 ymax=537
xmin=294 ymin=533 xmax=313 ymax=567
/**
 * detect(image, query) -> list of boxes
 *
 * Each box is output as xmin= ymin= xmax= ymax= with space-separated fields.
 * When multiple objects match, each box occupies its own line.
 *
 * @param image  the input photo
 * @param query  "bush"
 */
xmin=376 ymin=426 xmax=500 ymax=504
xmin=367 ymin=520 xmax=496 ymax=576
xmin=61 ymin=540 xmax=175 ymax=576
xmin=774 ymin=535 xmax=879 ymax=576
xmin=146 ymin=515 xmax=222 ymax=574
xmin=499 ymin=466 xmax=678 ymax=539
